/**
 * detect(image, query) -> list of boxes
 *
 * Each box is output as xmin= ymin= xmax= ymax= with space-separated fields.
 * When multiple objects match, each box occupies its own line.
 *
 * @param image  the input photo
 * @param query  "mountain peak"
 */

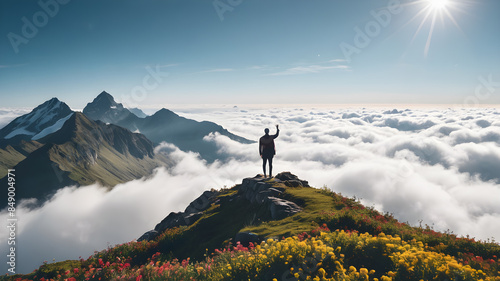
xmin=0 ymin=98 xmax=73 ymax=141
xmin=95 ymin=91 xmax=115 ymax=103
xmin=91 ymin=91 xmax=118 ymax=108
xmin=83 ymin=91 xmax=133 ymax=124
xmin=37 ymin=97 xmax=64 ymax=111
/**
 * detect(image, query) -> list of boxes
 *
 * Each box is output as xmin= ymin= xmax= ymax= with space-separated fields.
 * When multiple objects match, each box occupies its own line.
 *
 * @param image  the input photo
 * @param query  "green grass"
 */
xmin=0 ymin=141 xmax=44 ymax=178
xmin=242 ymin=184 xmax=336 ymax=238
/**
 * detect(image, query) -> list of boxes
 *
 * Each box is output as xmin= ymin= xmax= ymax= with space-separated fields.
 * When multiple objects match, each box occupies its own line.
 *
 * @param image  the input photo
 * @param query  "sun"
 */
xmin=427 ymin=0 xmax=450 ymax=11
xmin=404 ymin=0 xmax=465 ymax=57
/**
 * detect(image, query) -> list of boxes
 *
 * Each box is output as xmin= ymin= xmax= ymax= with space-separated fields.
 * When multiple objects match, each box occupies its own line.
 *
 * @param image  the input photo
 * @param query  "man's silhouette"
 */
xmin=259 ymin=125 xmax=279 ymax=178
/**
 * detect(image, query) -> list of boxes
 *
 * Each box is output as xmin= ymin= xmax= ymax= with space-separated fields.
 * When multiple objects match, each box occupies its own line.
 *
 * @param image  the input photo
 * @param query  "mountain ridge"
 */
xmin=82 ymin=92 xmax=255 ymax=162
xmin=0 ymin=112 xmax=171 ymax=208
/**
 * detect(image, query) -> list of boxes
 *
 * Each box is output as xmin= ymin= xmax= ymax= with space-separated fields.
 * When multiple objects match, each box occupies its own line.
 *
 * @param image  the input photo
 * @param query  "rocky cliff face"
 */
xmin=138 ymin=172 xmax=306 ymax=242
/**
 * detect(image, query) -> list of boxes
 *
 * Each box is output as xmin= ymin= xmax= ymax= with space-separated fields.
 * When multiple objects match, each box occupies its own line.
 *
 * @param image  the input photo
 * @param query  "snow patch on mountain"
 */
xmin=0 ymin=98 xmax=73 ymax=140
xmin=32 ymin=113 xmax=74 ymax=140
xmin=4 ymin=127 xmax=34 ymax=139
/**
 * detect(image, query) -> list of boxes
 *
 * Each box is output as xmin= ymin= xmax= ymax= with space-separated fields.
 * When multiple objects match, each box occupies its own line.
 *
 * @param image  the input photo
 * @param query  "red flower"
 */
xmin=73 ymin=268 xmax=79 ymax=274
xmin=136 ymin=275 xmax=142 ymax=281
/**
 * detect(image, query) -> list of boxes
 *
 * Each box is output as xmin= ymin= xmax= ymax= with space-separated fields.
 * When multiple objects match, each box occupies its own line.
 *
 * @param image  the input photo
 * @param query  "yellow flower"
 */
xmin=318 ymin=268 xmax=326 ymax=277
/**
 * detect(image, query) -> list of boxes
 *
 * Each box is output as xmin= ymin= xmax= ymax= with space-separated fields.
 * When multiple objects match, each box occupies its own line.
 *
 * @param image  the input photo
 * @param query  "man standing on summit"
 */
xmin=259 ymin=125 xmax=279 ymax=178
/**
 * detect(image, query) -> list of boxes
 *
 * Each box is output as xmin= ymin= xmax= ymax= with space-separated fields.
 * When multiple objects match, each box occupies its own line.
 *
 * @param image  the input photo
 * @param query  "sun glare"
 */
xmin=428 ymin=0 xmax=450 ymax=10
xmin=405 ymin=0 xmax=466 ymax=57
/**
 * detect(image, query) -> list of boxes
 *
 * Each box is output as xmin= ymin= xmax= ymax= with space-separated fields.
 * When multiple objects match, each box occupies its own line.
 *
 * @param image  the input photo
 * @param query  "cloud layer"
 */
xmin=1 ymin=106 xmax=500 ymax=274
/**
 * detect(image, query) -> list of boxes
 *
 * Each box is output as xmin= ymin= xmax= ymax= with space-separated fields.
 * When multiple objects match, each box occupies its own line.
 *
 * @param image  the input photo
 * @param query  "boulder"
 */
xmin=154 ymin=212 xmax=188 ymax=232
xmin=268 ymin=197 xmax=302 ymax=220
xmin=256 ymin=188 xmax=283 ymax=204
xmin=184 ymin=190 xmax=218 ymax=214
xmin=137 ymin=230 xmax=159 ymax=242
xmin=275 ymin=172 xmax=309 ymax=187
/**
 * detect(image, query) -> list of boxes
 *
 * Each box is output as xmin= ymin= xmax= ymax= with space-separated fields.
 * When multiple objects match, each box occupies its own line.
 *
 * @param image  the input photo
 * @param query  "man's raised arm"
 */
xmin=273 ymin=125 xmax=280 ymax=139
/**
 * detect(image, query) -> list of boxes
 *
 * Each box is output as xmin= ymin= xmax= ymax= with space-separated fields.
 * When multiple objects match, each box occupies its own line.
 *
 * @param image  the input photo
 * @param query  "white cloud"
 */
xmin=2 ymin=106 xmax=500 ymax=274
xmin=0 ymin=108 xmax=31 ymax=130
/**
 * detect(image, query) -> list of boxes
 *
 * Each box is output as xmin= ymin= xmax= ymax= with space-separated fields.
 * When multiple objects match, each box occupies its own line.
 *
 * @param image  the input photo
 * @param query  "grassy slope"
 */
xmin=3 ymin=176 xmax=500 ymax=280
xmin=0 ymin=141 xmax=44 ymax=178
xmin=48 ymin=141 xmax=168 ymax=187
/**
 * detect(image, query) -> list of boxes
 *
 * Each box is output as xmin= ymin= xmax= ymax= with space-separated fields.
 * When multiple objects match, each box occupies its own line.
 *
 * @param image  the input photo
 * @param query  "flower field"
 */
xmin=3 ymin=179 xmax=499 ymax=280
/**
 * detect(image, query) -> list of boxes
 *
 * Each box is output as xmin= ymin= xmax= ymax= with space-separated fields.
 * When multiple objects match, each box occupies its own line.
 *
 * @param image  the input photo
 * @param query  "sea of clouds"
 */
xmin=1 ymin=105 xmax=500 ymax=274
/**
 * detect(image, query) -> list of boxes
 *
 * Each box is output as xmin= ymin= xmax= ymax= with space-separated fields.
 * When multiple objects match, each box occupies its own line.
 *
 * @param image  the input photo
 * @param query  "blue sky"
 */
xmin=1 ymin=0 xmax=499 ymax=108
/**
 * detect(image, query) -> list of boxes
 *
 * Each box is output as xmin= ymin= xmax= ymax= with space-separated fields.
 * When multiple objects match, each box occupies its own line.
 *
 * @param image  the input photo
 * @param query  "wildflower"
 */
xmin=318 ymin=268 xmax=326 ymax=277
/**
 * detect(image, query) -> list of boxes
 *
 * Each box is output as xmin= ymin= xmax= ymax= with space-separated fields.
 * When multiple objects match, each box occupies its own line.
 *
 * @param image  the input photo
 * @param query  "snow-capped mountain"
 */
xmin=0 ymin=98 xmax=73 ymax=143
xmin=0 ymin=112 xmax=171 ymax=208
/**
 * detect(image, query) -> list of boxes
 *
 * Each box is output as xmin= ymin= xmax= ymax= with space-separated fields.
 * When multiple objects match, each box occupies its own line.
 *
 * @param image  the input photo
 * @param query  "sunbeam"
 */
xmin=409 ymin=0 xmax=469 ymax=57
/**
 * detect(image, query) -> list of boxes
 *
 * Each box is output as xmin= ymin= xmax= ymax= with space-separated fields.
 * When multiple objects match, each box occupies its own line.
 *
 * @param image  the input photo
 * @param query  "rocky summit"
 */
xmin=138 ymin=172 xmax=305 ymax=242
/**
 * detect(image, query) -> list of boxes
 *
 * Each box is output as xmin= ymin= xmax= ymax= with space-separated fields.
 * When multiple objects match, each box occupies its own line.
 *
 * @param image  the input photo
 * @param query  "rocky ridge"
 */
xmin=138 ymin=172 xmax=307 ymax=242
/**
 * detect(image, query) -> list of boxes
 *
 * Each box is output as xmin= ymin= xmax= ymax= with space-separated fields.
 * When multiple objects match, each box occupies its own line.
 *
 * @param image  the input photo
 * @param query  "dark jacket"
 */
xmin=259 ymin=129 xmax=279 ymax=157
